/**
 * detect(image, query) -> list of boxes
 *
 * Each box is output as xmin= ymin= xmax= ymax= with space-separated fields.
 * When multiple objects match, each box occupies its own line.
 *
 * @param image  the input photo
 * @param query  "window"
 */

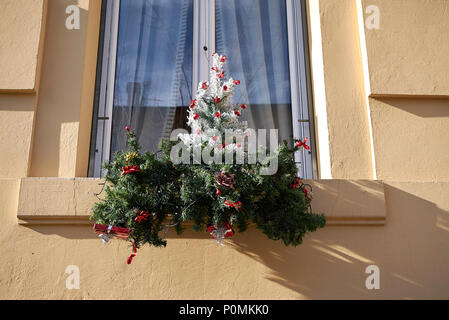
xmin=89 ymin=0 xmax=317 ymax=178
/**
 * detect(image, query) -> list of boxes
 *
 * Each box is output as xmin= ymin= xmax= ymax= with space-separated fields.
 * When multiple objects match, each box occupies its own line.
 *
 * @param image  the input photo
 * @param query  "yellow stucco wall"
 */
xmin=29 ymin=0 xmax=99 ymax=178
xmin=370 ymin=97 xmax=449 ymax=181
xmin=0 ymin=94 xmax=36 ymax=178
xmin=1 ymin=0 xmax=449 ymax=299
xmin=0 ymin=0 xmax=47 ymax=178
xmin=318 ymin=0 xmax=374 ymax=179
xmin=1 ymin=179 xmax=448 ymax=299
xmin=0 ymin=0 xmax=46 ymax=91
xmin=362 ymin=0 xmax=449 ymax=97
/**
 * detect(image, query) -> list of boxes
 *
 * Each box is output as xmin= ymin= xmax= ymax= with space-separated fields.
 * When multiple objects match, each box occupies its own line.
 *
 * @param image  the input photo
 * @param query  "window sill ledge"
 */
xmin=17 ymin=178 xmax=386 ymax=226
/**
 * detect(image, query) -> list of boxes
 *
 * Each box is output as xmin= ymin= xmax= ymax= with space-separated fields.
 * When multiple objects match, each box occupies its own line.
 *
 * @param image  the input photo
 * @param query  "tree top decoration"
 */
xmin=91 ymin=53 xmax=325 ymax=264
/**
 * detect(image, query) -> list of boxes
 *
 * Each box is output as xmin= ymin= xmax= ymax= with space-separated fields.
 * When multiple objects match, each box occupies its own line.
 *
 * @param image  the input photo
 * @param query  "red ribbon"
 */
xmin=126 ymin=241 xmax=137 ymax=265
xmin=134 ymin=210 xmax=150 ymax=223
xmin=296 ymin=137 xmax=310 ymax=150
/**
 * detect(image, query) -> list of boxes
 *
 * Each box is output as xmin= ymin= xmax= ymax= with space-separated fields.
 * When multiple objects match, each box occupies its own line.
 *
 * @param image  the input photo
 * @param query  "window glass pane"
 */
xmin=215 ymin=0 xmax=293 ymax=144
xmin=111 ymin=0 xmax=193 ymax=156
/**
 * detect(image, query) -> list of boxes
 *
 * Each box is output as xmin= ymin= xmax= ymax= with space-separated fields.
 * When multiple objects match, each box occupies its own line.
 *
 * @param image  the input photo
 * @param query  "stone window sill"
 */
xmin=16 ymin=178 xmax=386 ymax=226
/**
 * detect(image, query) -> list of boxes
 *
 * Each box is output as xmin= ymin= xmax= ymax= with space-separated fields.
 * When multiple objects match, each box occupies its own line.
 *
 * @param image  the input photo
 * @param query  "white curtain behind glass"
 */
xmin=215 ymin=0 xmax=293 ymax=144
xmin=110 ymin=0 xmax=193 ymax=157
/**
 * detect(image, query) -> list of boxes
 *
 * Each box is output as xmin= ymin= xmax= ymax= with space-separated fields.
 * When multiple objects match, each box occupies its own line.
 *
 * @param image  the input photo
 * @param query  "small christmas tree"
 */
xmin=178 ymin=53 xmax=248 ymax=152
xmin=91 ymin=53 xmax=325 ymax=263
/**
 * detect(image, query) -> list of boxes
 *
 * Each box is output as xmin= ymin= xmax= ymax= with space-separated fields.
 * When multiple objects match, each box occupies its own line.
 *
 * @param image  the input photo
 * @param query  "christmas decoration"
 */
xmin=91 ymin=53 xmax=325 ymax=263
xmin=94 ymin=224 xmax=130 ymax=239
xmin=121 ymin=165 xmax=140 ymax=175
xmin=94 ymin=224 xmax=130 ymax=244
xmin=296 ymin=137 xmax=310 ymax=150
xmin=134 ymin=210 xmax=150 ymax=223
xmin=207 ymin=222 xmax=235 ymax=245
xmin=216 ymin=170 xmax=235 ymax=189
xmin=124 ymin=151 xmax=139 ymax=164
xmin=289 ymin=177 xmax=302 ymax=189
xmin=127 ymin=241 xmax=137 ymax=264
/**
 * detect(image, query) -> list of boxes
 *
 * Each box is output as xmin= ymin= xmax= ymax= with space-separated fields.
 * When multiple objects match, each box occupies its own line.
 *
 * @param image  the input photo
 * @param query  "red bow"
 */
xmin=121 ymin=165 xmax=140 ymax=175
xmin=135 ymin=210 xmax=150 ymax=223
xmin=296 ymin=137 xmax=310 ymax=150
xmin=289 ymin=177 xmax=302 ymax=189
xmin=94 ymin=224 xmax=130 ymax=239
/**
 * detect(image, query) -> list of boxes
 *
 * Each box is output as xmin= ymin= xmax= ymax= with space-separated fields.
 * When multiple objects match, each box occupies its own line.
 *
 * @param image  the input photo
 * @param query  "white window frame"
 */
xmin=93 ymin=0 xmax=120 ymax=178
xmin=91 ymin=0 xmax=316 ymax=179
xmin=286 ymin=0 xmax=317 ymax=179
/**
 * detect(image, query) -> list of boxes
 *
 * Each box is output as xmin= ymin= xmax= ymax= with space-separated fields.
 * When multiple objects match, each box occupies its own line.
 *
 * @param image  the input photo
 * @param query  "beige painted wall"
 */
xmin=1 ymin=179 xmax=449 ymax=299
xmin=370 ymin=97 xmax=449 ymax=181
xmin=358 ymin=0 xmax=449 ymax=182
xmin=0 ymin=95 xmax=36 ymax=178
xmin=24 ymin=0 xmax=100 ymax=178
xmin=1 ymin=0 xmax=449 ymax=299
xmin=0 ymin=0 xmax=46 ymax=91
xmin=0 ymin=0 xmax=47 ymax=178
xmin=29 ymin=0 xmax=93 ymax=178
xmin=362 ymin=0 xmax=449 ymax=97
xmin=317 ymin=0 xmax=374 ymax=179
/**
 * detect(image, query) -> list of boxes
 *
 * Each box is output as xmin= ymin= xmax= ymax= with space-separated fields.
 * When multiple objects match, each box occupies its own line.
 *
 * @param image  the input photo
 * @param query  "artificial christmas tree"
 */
xmin=90 ymin=53 xmax=325 ymax=263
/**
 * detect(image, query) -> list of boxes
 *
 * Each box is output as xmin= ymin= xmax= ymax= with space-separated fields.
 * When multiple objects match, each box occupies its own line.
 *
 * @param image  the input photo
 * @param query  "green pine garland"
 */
xmin=91 ymin=52 xmax=325 ymax=252
xmin=91 ymin=129 xmax=325 ymax=249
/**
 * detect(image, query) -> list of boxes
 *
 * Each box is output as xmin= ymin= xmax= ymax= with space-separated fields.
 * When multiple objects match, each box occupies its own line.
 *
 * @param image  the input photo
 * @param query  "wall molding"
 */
xmin=17 ymin=178 xmax=386 ymax=226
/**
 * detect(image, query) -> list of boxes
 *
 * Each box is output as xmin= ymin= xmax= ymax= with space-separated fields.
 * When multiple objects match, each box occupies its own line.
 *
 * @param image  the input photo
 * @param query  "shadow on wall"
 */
xmin=375 ymin=97 xmax=449 ymax=118
xmin=369 ymin=97 xmax=449 ymax=181
xmin=230 ymin=183 xmax=449 ymax=299
xmin=23 ymin=183 xmax=449 ymax=299
xmin=29 ymin=0 xmax=89 ymax=177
